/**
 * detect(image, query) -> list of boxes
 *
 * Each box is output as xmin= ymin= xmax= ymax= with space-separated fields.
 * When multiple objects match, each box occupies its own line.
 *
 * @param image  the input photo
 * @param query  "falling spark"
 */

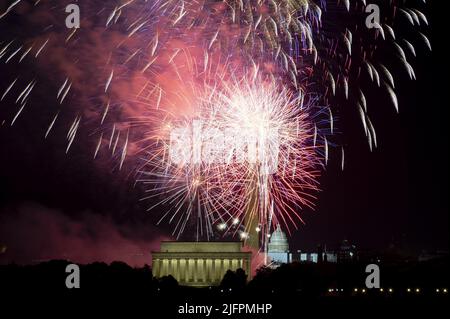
xmin=45 ymin=111 xmax=59 ymax=138
xmin=94 ymin=133 xmax=103 ymax=159
xmin=11 ymin=101 xmax=27 ymax=126
xmin=66 ymin=116 xmax=81 ymax=153
xmin=105 ymin=69 xmax=114 ymax=93
xmin=1 ymin=78 xmax=18 ymax=101
xmin=60 ymin=82 xmax=72 ymax=104
xmin=57 ymin=78 xmax=69 ymax=99
xmin=35 ymin=38 xmax=49 ymax=58
xmin=119 ymin=130 xmax=129 ymax=170
xmin=0 ymin=0 xmax=21 ymax=20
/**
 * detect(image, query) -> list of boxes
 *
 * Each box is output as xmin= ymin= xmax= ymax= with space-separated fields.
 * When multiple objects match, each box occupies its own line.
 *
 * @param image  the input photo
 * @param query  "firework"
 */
xmin=0 ymin=1 xmax=431 ymax=244
xmin=137 ymin=78 xmax=322 ymax=242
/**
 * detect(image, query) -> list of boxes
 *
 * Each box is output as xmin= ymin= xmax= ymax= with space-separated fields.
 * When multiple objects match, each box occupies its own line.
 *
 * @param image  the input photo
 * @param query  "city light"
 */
xmin=239 ymin=232 xmax=249 ymax=240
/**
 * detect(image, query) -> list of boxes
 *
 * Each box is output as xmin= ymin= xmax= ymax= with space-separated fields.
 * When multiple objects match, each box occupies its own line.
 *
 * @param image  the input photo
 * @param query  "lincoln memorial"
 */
xmin=151 ymin=241 xmax=252 ymax=287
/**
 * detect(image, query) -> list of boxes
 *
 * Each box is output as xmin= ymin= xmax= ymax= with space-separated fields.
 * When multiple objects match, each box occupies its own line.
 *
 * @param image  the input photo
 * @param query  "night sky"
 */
xmin=0 ymin=1 xmax=448 ymax=266
xmin=297 ymin=2 xmax=449 ymax=252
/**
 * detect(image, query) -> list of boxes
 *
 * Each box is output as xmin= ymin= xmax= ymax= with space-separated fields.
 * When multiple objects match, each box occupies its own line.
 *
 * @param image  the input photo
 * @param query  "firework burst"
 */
xmin=136 ymin=78 xmax=322 ymax=242
xmin=0 ymin=0 xmax=431 ymax=244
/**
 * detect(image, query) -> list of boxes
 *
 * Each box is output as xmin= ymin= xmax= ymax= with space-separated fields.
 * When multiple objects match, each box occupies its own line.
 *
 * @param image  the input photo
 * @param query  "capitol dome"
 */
xmin=268 ymin=224 xmax=289 ymax=253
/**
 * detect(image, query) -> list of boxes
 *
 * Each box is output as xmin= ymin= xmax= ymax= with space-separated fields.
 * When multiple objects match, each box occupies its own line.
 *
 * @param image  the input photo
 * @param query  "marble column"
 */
xmin=198 ymin=259 xmax=203 ymax=283
xmin=205 ymin=258 xmax=212 ymax=282
xmin=203 ymin=259 xmax=208 ymax=283
xmin=188 ymin=258 xmax=193 ymax=282
xmin=152 ymin=258 xmax=160 ymax=277
xmin=215 ymin=258 xmax=225 ymax=283
xmin=185 ymin=259 xmax=191 ymax=283
xmin=224 ymin=259 xmax=230 ymax=272
xmin=173 ymin=259 xmax=179 ymax=281
xmin=212 ymin=259 xmax=217 ymax=283
xmin=193 ymin=259 xmax=198 ymax=283
xmin=163 ymin=259 xmax=169 ymax=277
xmin=178 ymin=259 xmax=182 ymax=281
xmin=181 ymin=259 xmax=184 ymax=281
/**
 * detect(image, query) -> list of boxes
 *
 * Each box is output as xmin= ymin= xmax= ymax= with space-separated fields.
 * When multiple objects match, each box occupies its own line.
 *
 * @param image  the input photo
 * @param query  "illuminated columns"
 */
xmin=180 ymin=258 xmax=188 ymax=282
xmin=185 ymin=259 xmax=189 ymax=282
xmin=153 ymin=258 xmax=160 ymax=277
xmin=224 ymin=259 xmax=231 ymax=272
xmin=222 ymin=259 xmax=227 ymax=273
xmin=206 ymin=259 xmax=212 ymax=282
xmin=202 ymin=259 xmax=207 ymax=283
xmin=188 ymin=258 xmax=194 ymax=282
xmin=209 ymin=259 xmax=214 ymax=282
xmin=214 ymin=259 xmax=221 ymax=282
xmin=219 ymin=259 xmax=224 ymax=281
xmin=163 ymin=259 xmax=169 ymax=277
xmin=197 ymin=258 xmax=205 ymax=282
xmin=178 ymin=259 xmax=182 ymax=281
xmin=174 ymin=258 xmax=179 ymax=280
xmin=176 ymin=259 xmax=181 ymax=282
xmin=199 ymin=259 xmax=203 ymax=283
xmin=152 ymin=243 xmax=253 ymax=286
xmin=193 ymin=259 xmax=198 ymax=283
xmin=216 ymin=258 xmax=221 ymax=282
xmin=168 ymin=259 xmax=173 ymax=277
xmin=232 ymin=258 xmax=238 ymax=270
xmin=185 ymin=258 xmax=190 ymax=283
xmin=158 ymin=258 xmax=163 ymax=276
xmin=153 ymin=256 xmax=251 ymax=283
xmin=160 ymin=259 xmax=164 ymax=277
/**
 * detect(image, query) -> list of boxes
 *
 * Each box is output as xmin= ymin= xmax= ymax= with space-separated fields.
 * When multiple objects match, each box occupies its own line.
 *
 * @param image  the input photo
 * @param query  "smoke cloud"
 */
xmin=0 ymin=202 xmax=166 ymax=266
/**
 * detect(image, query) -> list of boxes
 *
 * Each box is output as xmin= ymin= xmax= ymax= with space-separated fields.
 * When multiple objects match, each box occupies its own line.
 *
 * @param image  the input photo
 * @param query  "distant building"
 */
xmin=267 ymin=224 xmax=292 ymax=264
xmin=267 ymin=227 xmax=357 ymax=265
xmin=299 ymin=249 xmax=337 ymax=263
xmin=267 ymin=226 xmax=333 ymax=265
xmin=337 ymin=239 xmax=357 ymax=263
xmin=151 ymin=241 xmax=252 ymax=287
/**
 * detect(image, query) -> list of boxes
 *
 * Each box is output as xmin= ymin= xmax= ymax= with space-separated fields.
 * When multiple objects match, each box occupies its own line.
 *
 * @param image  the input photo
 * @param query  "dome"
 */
xmin=268 ymin=224 xmax=289 ymax=253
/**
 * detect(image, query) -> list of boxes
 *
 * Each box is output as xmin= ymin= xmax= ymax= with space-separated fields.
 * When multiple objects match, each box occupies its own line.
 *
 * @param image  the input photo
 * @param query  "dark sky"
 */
xmin=295 ymin=2 xmax=449 ymax=252
xmin=0 ymin=1 xmax=448 ymax=265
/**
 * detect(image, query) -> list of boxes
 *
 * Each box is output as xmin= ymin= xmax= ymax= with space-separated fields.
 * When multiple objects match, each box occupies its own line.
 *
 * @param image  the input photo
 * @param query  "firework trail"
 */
xmin=137 ymin=78 xmax=323 ymax=240
xmin=0 ymin=0 xmax=431 ymax=244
